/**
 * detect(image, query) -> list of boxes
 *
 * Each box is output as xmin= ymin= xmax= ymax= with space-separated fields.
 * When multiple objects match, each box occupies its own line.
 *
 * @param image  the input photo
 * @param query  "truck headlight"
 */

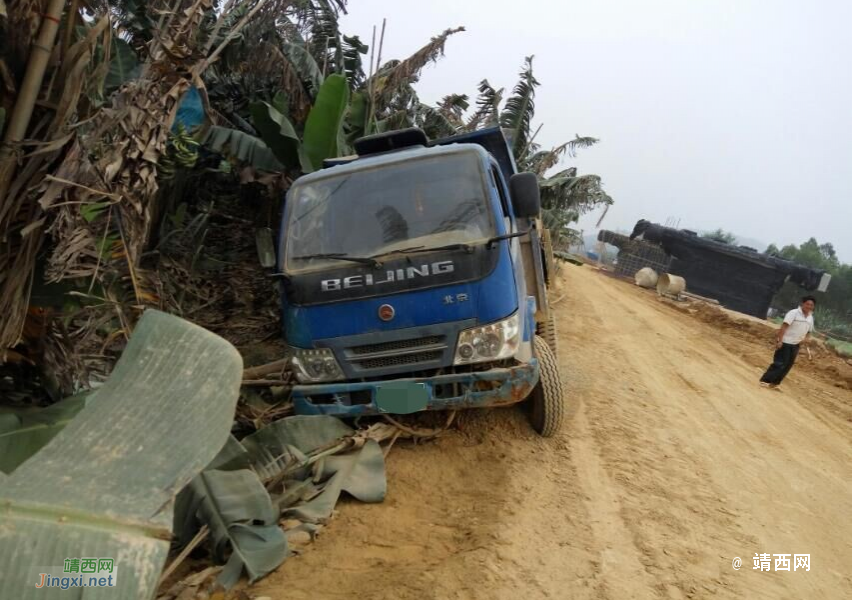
xmin=454 ymin=312 xmax=520 ymax=365
xmin=290 ymin=347 xmax=344 ymax=383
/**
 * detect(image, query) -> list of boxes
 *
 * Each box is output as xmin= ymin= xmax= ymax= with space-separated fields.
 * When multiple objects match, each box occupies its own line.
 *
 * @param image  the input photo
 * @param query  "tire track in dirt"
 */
xmin=564 ymin=267 xmax=852 ymax=599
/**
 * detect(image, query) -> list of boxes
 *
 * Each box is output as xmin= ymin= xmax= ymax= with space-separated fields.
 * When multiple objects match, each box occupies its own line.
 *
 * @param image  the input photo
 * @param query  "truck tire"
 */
xmin=536 ymin=312 xmax=559 ymax=357
xmin=528 ymin=335 xmax=565 ymax=437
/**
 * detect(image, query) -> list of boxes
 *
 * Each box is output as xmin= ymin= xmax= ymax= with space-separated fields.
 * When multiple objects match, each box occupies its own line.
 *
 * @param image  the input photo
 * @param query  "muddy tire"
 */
xmin=536 ymin=312 xmax=559 ymax=356
xmin=528 ymin=335 xmax=565 ymax=437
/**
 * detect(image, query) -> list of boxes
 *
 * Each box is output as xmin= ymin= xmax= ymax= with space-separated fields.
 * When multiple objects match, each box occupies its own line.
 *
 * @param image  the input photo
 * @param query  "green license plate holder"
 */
xmin=375 ymin=381 xmax=429 ymax=414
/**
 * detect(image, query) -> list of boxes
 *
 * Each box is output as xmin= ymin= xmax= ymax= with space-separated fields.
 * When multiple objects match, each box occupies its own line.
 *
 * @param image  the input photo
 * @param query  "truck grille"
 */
xmin=350 ymin=336 xmax=444 ymax=355
xmin=353 ymin=351 xmax=443 ymax=370
xmin=343 ymin=334 xmax=449 ymax=374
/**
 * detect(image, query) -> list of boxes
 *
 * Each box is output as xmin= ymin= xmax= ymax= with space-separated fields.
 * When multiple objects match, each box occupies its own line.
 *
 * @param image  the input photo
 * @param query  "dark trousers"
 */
xmin=760 ymin=343 xmax=800 ymax=384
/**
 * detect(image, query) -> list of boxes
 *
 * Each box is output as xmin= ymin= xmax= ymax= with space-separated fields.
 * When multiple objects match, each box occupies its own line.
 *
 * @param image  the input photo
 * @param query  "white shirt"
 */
xmin=781 ymin=307 xmax=814 ymax=345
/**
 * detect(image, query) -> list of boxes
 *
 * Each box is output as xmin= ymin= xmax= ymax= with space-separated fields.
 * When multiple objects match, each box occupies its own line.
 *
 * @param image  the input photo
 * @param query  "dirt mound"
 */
xmin=667 ymin=299 xmax=852 ymax=390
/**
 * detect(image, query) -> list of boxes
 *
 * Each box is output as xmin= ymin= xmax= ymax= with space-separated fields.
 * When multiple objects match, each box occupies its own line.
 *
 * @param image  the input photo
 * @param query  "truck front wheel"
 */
xmin=528 ymin=335 xmax=565 ymax=437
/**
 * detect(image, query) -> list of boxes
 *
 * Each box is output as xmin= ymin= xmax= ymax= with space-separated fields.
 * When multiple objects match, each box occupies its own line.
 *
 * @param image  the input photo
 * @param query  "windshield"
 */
xmin=283 ymin=151 xmax=495 ymax=272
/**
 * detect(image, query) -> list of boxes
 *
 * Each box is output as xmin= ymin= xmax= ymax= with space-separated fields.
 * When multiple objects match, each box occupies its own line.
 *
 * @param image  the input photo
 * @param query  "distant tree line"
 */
xmin=701 ymin=228 xmax=738 ymax=245
xmin=766 ymin=238 xmax=852 ymax=339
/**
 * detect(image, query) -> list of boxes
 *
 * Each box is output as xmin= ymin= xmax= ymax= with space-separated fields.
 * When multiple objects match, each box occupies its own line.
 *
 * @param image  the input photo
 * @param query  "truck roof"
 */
xmin=297 ymin=143 xmax=490 ymax=186
xmin=317 ymin=127 xmax=518 ymax=183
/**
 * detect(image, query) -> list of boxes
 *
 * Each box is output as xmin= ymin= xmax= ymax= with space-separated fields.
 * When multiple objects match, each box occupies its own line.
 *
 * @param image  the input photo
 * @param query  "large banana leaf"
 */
xmin=281 ymin=41 xmax=324 ymax=98
xmin=345 ymin=90 xmax=369 ymax=142
xmin=240 ymin=414 xmax=353 ymax=480
xmin=302 ymin=74 xmax=350 ymax=171
xmin=189 ymin=470 xmax=289 ymax=589
xmin=0 ymin=310 xmax=243 ymax=600
xmin=0 ymin=393 xmax=90 ymax=474
xmin=203 ymin=126 xmax=285 ymax=172
xmin=174 ymin=415 xmax=386 ymax=589
xmin=499 ymin=56 xmax=539 ymax=160
xmin=105 ymin=37 xmax=141 ymax=92
xmin=249 ymin=102 xmax=312 ymax=172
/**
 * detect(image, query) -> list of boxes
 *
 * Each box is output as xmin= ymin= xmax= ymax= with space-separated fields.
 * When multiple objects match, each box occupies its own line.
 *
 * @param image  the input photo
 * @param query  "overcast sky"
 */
xmin=341 ymin=0 xmax=852 ymax=260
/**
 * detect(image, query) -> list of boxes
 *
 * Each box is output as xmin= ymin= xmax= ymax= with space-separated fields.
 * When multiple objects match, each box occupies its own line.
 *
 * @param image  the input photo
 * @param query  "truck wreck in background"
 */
xmin=599 ymin=220 xmax=830 ymax=318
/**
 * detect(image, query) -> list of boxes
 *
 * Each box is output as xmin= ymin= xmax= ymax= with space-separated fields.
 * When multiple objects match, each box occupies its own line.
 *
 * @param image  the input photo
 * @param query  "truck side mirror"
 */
xmin=255 ymin=227 xmax=276 ymax=269
xmin=509 ymin=172 xmax=541 ymax=218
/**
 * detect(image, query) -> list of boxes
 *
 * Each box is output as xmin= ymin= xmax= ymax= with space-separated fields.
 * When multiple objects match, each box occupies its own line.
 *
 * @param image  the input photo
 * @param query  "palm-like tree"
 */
xmin=416 ymin=55 xmax=612 ymax=246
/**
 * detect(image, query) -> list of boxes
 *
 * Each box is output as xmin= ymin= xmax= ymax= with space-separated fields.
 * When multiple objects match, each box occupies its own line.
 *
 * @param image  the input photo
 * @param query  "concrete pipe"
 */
xmin=657 ymin=273 xmax=686 ymax=296
xmin=634 ymin=267 xmax=659 ymax=289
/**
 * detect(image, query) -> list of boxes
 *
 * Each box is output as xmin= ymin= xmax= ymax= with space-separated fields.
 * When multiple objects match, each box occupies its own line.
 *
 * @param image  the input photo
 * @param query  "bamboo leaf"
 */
xmin=302 ymin=73 xmax=350 ymax=170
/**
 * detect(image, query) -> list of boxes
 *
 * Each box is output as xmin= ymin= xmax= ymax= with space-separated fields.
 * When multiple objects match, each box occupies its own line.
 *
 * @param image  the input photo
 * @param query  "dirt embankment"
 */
xmin=668 ymin=298 xmax=852 ymax=390
xmin=254 ymin=265 xmax=852 ymax=600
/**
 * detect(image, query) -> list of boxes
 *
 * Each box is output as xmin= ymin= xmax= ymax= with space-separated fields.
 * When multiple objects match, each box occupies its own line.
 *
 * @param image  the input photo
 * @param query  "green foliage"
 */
xmin=466 ymin=79 xmax=503 ymax=130
xmin=105 ymin=37 xmax=141 ymax=93
xmin=250 ymin=101 xmax=313 ymax=172
xmin=499 ymin=56 xmax=539 ymax=160
xmin=0 ymin=311 xmax=243 ymax=597
xmin=410 ymin=55 xmax=611 ymax=244
xmin=341 ymin=34 xmax=369 ymax=87
xmin=0 ymin=393 xmax=89 ymax=474
xmin=302 ymin=73 xmax=350 ymax=170
xmin=80 ymin=201 xmax=109 ymax=223
xmin=416 ymin=104 xmax=459 ymax=139
xmin=702 ymin=228 xmax=738 ymax=245
xmin=159 ymin=125 xmax=200 ymax=180
xmin=188 ymin=469 xmax=289 ymax=587
xmin=109 ymin=0 xmax=156 ymax=51
xmin=345 ymin=90 xmax=369 ymax=141
xmin=281 ymin=39 xmax=325 ymax=98
xmin=203 ymin=126 xmax=285 ymax=172
xmin=767 ymin=238 xmax=852 ymax=337
xmin=826 ymin=338 xmax=852 ymax=356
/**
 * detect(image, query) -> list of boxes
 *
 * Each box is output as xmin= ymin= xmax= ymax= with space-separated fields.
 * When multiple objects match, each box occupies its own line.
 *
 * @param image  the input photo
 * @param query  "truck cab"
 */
xmin=277 ymin=127 xmax=566 ymax=436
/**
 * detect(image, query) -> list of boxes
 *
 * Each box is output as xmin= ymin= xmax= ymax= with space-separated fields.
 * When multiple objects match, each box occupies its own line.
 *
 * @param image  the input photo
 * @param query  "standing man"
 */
xmin=760 ymin=296 xmax=816 ymax=388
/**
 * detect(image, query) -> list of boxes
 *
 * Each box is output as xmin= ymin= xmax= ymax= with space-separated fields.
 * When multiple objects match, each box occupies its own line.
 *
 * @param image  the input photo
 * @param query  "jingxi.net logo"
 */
xmin=34 ymin=557 xmax=117 ymax=590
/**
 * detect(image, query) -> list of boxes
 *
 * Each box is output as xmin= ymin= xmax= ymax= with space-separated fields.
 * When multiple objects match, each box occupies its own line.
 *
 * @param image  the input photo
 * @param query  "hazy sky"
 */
xmin=341 ymin=0 xmax=852 ymax=260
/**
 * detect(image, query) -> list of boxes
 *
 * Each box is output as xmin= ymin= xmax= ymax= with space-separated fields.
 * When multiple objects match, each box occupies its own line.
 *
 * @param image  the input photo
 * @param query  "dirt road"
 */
xmin=256 ymin=265 xmax=852 ymax=599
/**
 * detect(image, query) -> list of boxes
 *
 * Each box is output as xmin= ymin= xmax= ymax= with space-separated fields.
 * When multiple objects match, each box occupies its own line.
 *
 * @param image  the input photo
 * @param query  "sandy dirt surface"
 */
xmin=254 ymin=265 xmax=852 ymax=599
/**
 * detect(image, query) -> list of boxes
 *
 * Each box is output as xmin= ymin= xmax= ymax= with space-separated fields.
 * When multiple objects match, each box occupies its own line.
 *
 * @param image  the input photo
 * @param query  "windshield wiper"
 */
xmin=291 ymin=253 xmax=381 ymax=268
xmin=370 ymin=243 xmax=474 ymax=261
xmin=485 ymin=230 xmax=528 ymax=248
xmin=369 ymin=234 xmax=528 ymax=261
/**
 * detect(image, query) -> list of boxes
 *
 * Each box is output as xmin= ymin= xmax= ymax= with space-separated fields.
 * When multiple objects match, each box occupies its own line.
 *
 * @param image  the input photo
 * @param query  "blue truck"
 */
xmin=276 ymin=127 xmax=566 ymax=436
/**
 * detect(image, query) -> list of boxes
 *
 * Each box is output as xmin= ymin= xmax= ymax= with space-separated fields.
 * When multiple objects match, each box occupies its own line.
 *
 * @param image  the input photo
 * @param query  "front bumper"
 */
xmin=292 ymin=360 xmax=540 ymax=417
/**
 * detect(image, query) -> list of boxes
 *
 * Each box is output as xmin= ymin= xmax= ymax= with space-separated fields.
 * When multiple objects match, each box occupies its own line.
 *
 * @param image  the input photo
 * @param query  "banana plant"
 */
xmin=302 ymin=73 xmax=351 ymax=169
xmin=248 ymin=73 xmax=351 ymax=172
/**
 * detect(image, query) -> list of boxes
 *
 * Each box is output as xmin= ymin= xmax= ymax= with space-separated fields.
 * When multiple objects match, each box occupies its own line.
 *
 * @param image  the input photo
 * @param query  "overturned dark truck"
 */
xmin=602 ymin=220 xmax=831 ymax=318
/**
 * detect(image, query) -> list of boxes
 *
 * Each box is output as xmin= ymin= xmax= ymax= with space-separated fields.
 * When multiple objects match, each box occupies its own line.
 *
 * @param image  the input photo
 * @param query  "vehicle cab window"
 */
xmin=489 ymin=163 xmax=513 ymax=233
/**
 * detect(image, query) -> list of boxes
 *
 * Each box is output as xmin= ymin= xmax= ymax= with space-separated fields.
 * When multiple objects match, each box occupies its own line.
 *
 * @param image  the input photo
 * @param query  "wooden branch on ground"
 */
xmin=242 ymin=357 xmax=290 ymax=380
